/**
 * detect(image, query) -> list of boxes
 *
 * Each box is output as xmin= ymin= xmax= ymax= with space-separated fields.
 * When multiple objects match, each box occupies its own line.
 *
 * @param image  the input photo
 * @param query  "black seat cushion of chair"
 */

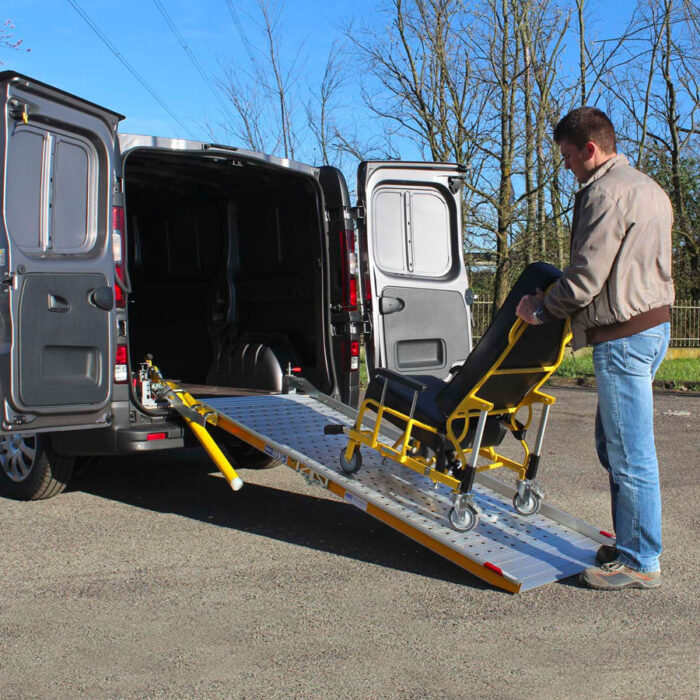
xmin=364 ymin=373 xmax=508 ymax=450
xmin=436 ymin=262 xmax=566 ymax=416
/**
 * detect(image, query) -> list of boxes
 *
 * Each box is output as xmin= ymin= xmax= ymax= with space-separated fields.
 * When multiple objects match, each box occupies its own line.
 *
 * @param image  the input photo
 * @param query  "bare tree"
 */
xmin=218 ymin=0 xmax=303 ymax=159
xmin=488 ymin=0 xmax=524 ymax=306
xmin=346 ymin=0 xmax=585 ymax=306
xmin=343 ymin=0 xmax=503 ymax=285
xmin=0 ymin=19 xmax=29 ymax=63
xmin=305 ymin=43 xmax=347 ymax=166
xmin=351 ymin=0 xmax=525 ymax=306
xmin=518 ymin=0 xmax=571 ymax=267
xmin=575 ymin=0 xmax=587 ymax=104
xmin=344 ymin=0 xmax=487 ymax=166
xmin=520 ymin=3 xmax=537 ymax=265
xmin=606 ymin=0 xmax=700 ymax=298
xmin=466 ymin=0 xmax=576 ymax=307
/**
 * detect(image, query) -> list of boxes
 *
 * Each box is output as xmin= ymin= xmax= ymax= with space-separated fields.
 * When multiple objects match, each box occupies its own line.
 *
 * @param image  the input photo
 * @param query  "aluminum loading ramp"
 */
xmin=198 ymin=389 xmax=612 ymax=593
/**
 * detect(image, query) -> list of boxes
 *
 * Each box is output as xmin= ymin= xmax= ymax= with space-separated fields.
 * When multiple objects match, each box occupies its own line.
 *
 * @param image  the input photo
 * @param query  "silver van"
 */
xmin=0 ymin=72 xmax=473 ymax=499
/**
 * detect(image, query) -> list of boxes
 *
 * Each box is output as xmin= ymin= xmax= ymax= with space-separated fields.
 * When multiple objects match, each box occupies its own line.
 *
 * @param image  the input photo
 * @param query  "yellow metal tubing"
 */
xmin=338 ymin=310 xmax=572 ymax=500
xmin=147 ymin=367 xmax=244 ymax=491
xmin=183 ymin=414 xmax=244 ymax=491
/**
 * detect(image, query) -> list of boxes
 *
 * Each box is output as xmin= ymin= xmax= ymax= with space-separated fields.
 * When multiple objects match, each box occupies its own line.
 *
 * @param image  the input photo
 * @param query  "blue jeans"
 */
xmin=593 ymin=322 xmax=670 ymax=572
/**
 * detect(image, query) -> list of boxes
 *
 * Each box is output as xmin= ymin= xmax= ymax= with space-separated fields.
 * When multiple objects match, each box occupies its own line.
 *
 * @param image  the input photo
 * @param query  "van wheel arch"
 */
xmin=0 ymin=432 xmax=75 ymax=500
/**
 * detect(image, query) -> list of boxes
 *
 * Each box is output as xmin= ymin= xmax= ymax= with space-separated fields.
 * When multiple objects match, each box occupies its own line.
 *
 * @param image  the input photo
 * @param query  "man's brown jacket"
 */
xmin=544 ymin=154 xmax=675 ymax=350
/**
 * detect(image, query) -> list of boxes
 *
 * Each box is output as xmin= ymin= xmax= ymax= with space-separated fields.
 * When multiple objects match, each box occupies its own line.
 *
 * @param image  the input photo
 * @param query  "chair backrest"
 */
xmin=436 ymin=262 xmax=568 ymax=416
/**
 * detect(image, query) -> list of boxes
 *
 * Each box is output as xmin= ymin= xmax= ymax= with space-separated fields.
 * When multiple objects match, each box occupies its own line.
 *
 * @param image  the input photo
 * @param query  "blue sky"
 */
xmin=2 ymin=0 xmax=638 ymax=158
xmin=2 ymin=0 xmax=372 ymax=141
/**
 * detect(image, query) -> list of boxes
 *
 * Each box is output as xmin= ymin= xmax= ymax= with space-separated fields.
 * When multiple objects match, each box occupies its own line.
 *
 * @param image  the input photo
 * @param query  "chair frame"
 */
xmin=342 ymin=315 xmax=572 ymax=503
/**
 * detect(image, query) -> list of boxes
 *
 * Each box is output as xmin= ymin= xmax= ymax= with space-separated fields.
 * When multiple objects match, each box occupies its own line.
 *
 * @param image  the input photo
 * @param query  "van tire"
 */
xmin=0 ymin=433 xmax=75 ymax=500
xmin=217 ymin=432 xmax=281 ymax=470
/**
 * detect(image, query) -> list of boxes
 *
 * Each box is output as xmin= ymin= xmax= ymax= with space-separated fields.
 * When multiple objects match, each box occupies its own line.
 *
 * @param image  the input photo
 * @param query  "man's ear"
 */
xmin=585 ymin=141 xmax=596 ymax=159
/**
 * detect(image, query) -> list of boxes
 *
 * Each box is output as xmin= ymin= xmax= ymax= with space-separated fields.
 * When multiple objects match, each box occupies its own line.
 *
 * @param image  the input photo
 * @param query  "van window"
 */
xmin=5 ymin=125 xmax=97 ymax=255
xmin=4 ymin=129 xmax=43 ymax=250
xmin=372 ymin=186 xmax=451 ymax=278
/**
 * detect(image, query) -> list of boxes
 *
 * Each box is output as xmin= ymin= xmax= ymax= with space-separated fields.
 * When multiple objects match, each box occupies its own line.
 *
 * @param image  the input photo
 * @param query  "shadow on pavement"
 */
xmin=71 ymin=448 xmax=491 ymax=591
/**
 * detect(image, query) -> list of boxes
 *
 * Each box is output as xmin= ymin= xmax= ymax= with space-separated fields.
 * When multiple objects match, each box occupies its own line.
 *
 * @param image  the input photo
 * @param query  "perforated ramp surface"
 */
xmin=206 ymin=393 xmax=608 ymax=592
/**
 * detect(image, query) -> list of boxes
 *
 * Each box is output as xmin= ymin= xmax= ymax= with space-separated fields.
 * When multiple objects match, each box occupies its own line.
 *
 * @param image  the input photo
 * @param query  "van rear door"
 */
xmin=0 ymin=73 xmax=122 ymax=433
xmin=358 ymin=161 xmax=472 ymax=379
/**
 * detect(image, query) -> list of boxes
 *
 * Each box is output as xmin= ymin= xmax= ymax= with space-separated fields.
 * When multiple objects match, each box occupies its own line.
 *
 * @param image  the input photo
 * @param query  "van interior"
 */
xmin=123 ymin=149 xmax=333 ymax=398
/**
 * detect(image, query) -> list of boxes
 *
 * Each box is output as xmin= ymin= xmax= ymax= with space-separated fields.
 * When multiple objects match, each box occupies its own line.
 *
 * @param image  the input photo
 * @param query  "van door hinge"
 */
xmin=448 ymin=176 xmax=466 ymax=193
xmin=326 ymin=206 xmax=364 ymax=223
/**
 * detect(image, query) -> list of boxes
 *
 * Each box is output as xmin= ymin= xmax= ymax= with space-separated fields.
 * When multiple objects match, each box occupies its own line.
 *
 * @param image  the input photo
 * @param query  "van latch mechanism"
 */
xmin=326 ymin=206 xmax=364 ymax=223
xmin=8 ymin=98 xmax=30 ymax=124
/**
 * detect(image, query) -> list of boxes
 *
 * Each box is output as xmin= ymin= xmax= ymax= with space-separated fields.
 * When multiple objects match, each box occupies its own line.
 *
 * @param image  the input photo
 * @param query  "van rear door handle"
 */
xmin=89 ymin=286 xmax=114 ymax=311
xmin=379 ymin=296 xmax=405 ymax=315
xmin=48 ymin=294 xmax=70 ymax=312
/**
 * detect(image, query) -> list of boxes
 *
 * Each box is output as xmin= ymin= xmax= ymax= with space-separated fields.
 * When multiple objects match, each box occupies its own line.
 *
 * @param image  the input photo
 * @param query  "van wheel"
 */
xmin=0 ymin=433 xmax=75 ymax=500
xmin=217 ymin=432 xmax=280 ymax=469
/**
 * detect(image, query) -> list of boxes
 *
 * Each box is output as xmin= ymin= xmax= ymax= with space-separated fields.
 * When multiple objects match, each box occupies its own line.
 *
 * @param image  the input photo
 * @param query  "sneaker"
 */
xmin=595 ymin=544 xmax=619 ymax=565
xmin=580 ymin=561 xmax=661 ymax=590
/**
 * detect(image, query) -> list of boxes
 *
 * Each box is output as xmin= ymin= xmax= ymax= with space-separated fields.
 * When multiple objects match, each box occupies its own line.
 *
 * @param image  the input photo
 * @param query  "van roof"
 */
xmin=118 ymin=132 xmax=320 ymax=177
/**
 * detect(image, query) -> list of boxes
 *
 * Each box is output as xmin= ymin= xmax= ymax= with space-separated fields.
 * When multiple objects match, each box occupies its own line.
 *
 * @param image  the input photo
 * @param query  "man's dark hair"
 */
xmin=553 ymin=106 xmax=617 ymax=153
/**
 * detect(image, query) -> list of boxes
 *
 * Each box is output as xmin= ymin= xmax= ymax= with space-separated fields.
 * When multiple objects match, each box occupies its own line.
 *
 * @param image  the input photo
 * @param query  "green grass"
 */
xmin=554 ymin=352 xmax=595 ymax=378
xmin=359 ymin=346 xmax=700 ymax=389
xmin=359 ymin=355 xmax=368 ymax=387
xmin=555 ymin=352 xmax=700 ymax=385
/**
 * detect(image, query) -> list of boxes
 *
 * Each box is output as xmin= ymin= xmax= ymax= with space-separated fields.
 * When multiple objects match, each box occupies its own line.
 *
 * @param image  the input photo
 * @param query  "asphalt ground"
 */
xmin=1 ymin=386 xmax=698 ymax=699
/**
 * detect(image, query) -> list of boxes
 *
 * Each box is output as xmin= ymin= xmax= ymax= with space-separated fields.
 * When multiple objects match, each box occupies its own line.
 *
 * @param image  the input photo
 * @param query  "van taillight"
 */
xmin=115 ymin=344 xmax=128 ymax=383
xmin=112 ymin=206 xmax=126 ymax=308
xmin=343 ymin=339 xmax=360 ymax=372
xmin=340 ymin=230 xmax=359 ymax=311
xmin=348 ymin=276 xmax=358 ymax=308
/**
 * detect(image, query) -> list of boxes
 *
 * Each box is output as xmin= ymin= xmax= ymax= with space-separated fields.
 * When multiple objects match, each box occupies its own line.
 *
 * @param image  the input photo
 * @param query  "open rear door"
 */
xmin=0 ymin=73 xmax=123 ymax=433
xmin=358 ymin=161 xmax=472 ymax=379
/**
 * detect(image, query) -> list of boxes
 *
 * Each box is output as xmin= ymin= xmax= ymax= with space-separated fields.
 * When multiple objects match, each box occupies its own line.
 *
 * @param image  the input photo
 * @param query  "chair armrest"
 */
xmin=373 ymin=368 xmax=428 ymax=392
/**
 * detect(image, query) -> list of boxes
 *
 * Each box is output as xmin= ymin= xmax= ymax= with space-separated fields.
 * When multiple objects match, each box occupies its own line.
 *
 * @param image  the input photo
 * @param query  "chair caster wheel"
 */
xmin=448 ymin=503 xmax=479 ymax=532
xmin=513 ymin=488 xmax=542 ymax=516
xmin=339 ymin=448 xmax=362 ymax=475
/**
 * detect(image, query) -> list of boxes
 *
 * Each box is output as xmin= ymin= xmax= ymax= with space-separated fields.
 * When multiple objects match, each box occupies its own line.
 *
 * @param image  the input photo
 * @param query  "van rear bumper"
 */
xmin=51 ymin=419 xmax=187 ymax=456
xmin=116 ymin=423 xmax=186 ymax=452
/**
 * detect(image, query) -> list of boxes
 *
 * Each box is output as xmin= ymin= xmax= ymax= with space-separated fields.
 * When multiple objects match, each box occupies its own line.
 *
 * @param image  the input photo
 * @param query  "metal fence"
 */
xmin=471 ymin=297 xmax=700 ymax=348
xmin=671 ymin=301 xmax=700 ymax=347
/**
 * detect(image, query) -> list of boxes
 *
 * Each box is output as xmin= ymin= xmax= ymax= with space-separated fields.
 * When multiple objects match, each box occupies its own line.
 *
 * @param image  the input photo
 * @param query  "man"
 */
xmin=516 ymin=106 xmax=674 ymax=591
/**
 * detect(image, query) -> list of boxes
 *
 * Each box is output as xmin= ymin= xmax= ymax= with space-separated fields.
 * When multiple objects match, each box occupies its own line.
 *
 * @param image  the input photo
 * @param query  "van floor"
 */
xmin=183 ymin=384 xmax=276 ymax=398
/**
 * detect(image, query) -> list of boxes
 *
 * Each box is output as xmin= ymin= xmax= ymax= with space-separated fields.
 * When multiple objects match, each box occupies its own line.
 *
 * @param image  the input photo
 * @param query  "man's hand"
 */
xmin=516 ymin=288 xmax=545 ymax=325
